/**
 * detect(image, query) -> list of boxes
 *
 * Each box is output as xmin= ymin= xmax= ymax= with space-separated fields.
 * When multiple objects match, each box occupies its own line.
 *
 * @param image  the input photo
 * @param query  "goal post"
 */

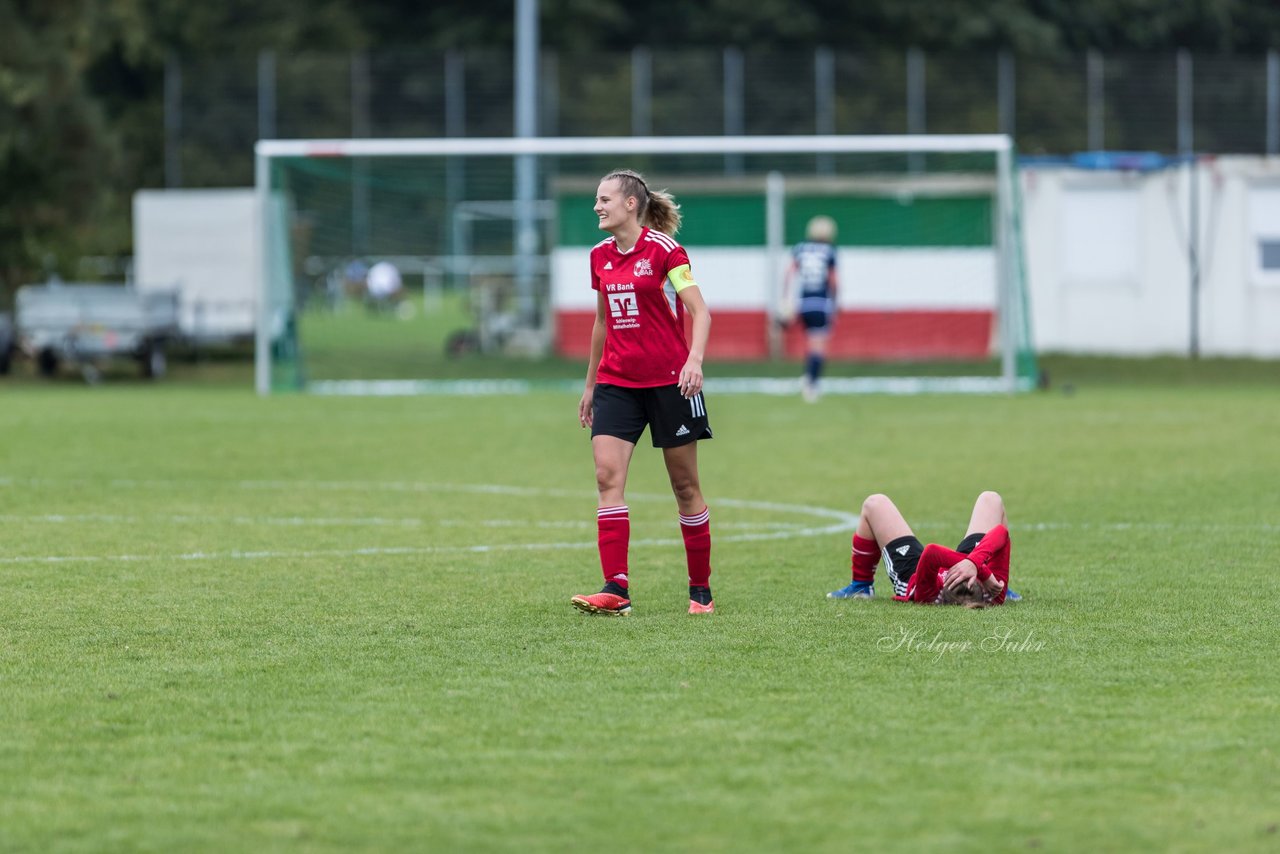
xmin=254 ymin=134 xmax=1036 ymax=395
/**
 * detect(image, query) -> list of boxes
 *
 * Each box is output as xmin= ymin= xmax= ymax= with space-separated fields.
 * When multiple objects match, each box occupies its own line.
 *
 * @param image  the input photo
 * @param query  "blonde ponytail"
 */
xmin=643 ymin=188 xmax=682 ymax=237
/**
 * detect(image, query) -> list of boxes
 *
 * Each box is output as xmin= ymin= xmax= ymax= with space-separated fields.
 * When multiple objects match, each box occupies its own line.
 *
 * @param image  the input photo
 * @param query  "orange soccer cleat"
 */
xmin=571 ymin=590 xmax=632 ymax=616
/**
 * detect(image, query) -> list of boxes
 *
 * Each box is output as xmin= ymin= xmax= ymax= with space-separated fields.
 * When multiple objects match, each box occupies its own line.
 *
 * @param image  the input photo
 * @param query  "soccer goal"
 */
xmin=254 ymin=135 xmax=1036 ymax=395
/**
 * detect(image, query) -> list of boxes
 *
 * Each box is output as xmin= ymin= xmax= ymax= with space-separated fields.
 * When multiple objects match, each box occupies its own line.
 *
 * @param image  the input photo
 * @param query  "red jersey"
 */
xmin=901 ymin=525 xmax=1011 ymax=605
xmin=591 ymin=228 xmax=694 ymax=388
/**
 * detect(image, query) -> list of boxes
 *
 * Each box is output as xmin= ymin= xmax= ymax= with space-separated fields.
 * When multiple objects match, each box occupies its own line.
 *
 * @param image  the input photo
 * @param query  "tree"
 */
xmin=0 ymin=0 xmax=146 ymax=299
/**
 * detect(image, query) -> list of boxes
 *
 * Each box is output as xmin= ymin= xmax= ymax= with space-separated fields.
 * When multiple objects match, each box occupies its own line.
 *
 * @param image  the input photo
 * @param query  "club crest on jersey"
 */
xmin=633 ymin=258 xmax=653 ymax=277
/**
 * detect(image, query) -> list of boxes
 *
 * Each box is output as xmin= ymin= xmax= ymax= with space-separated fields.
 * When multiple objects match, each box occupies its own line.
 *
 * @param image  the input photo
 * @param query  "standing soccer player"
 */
xmin=572 ymin=169 xmax=715 ymax=617
xmin=779 ymin=215 xmax=839 ymax=402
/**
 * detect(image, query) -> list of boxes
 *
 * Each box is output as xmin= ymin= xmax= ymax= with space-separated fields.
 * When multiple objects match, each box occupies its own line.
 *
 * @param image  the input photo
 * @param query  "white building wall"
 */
xmin=1196 ymin=158 xmax=1280 ymax=357
xmin=552 ymin=247 xmax=996 ymax=311
xmin=1021 ymin=156 xmax=1280 ymax=357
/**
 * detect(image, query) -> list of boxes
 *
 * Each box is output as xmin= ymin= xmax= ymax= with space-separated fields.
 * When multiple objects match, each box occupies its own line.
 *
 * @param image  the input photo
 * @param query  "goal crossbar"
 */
xmin=255 ymin=134 xmax=1012 ymax=160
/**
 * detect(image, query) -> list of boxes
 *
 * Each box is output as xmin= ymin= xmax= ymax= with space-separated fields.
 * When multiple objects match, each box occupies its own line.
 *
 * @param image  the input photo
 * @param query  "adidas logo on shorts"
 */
xmin=675 ymin=424 xmax=690 ymax=437
xmin=896 ymin=545 xmax=911 ymax=556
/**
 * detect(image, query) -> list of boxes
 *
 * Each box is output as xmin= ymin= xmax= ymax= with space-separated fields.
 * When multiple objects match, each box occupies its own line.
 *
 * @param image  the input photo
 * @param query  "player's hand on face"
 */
xmin=678 ymin=359 xmax=703 ymax=399
xmin=943 ymin=559 xmax=979 ymax=592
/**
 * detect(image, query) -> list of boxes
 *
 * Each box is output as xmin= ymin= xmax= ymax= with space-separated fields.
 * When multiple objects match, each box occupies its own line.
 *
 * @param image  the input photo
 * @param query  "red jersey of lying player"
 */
xmin=591 ymin=227 xmax=696 ymax=388
xmin=899 ymin=525 xmax=1011 ymax=605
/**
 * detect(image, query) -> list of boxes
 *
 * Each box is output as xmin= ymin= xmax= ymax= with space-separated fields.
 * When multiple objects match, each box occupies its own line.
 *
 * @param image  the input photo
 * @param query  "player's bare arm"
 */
xmin=579 ymin=293 xmax=609 ymax=428
xmin=675 ymin=278 xmax=710 ymax=399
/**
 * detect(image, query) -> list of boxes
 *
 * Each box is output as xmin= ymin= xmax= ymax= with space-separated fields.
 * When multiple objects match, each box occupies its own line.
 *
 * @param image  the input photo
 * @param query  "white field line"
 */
xmin=1 ymin=513 xmax=806 ymax=532
xmin=5 ymin=475 xmax=1277 ymax=567
xmin=1 ymin=513 xmax=429 ymax=528
xmin=0 ymin=478 xmax=859 ymax=566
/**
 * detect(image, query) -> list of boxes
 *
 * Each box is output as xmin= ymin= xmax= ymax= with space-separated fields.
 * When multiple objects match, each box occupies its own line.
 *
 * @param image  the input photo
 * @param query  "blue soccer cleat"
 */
xmin=828 ymin=580 xmax=874 ymax=599
xmin=1005 ymin=588 xmax=1023 ymax=602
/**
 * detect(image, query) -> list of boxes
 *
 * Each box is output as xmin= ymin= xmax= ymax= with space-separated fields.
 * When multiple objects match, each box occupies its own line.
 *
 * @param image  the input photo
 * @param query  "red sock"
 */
xmin=852 ymin=534 xmax=879 ymax=583
xmin=597 ymin=505 xmax=629 ymax=589
xmin=680 ymin=506 xmax=712 ymax=588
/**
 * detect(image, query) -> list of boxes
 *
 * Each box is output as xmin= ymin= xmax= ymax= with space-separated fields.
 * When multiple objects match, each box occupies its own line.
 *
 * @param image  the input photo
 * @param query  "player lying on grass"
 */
xmin=828 ymin=490 xmax=1017 ymax=606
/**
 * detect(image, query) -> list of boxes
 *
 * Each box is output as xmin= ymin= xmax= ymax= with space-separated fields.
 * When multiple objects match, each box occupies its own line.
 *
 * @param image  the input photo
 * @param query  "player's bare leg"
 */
xmin=961 ymin=490 xmax=1021 ymax=601
xmin=963 ymin=490 xmax=1007 ymax=537
xmin=856 ymin=493 xmax=915 ymax=544
xmin=831 ymin=493 xmax=914 ymax=600
xmin=592 ymin=435 xmax=636 ymax=508
xmin=661 ymin=441 xmax=703 ymax=516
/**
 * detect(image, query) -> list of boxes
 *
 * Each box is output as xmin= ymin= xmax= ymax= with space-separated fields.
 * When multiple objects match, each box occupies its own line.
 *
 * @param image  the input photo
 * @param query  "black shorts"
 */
xmin=591 ymin=383 xmax=713 ymax=448
xmin=883 ymin=532 xmax=987 ymax=597
xmin=800 ymin=309 xmax=833 ymax=331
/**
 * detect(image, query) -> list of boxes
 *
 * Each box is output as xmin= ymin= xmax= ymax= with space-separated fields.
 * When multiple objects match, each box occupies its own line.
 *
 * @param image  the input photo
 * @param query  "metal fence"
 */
xmin=166 ymin=47 xmax=1280 ymax=188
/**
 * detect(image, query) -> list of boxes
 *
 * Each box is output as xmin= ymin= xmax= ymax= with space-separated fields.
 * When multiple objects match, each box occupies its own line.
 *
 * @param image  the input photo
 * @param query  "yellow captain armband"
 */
xmin=669 ymin=264 xmax=698 ymax=293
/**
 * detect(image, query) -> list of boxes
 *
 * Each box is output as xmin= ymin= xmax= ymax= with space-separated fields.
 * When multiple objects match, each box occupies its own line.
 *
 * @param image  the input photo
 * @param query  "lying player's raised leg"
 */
xmin=963 ymin=490 xmax=1007 ymax=537
xmin=958 ymin=490 xmax=1021 ymax=602
xmin=830 ymin=493 xmax=916 ymax=599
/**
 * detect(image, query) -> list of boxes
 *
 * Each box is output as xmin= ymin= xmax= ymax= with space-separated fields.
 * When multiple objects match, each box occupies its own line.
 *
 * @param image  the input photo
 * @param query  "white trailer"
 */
xmin=133 ymin=189 xmax=262 ymax=343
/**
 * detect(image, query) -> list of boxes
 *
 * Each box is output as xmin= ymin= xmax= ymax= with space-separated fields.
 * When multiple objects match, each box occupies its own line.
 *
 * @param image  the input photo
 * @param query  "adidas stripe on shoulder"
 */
xmin=644 ymin=230 xmax=679 ymax=252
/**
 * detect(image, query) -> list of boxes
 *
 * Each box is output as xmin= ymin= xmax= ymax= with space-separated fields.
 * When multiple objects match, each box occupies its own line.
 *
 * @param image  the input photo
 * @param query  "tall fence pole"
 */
xmin=164 ymin=54 xmax=182 ymax=188
xmin=907 ymin=47 xmax=925 ymax=172
xmin=723 ymin=47 xmax=745 ymax=175
xmin=1267 ymin=50 xmax=1279 ymax=155
xmin=1177 ymin=50 xmax=1193 ymax=156
xmin=541 ymin=53 xmax=559 ymax=136
xmin=351 ymin=51 xmax=372 ymax=257
xmin=998 ymin=51 xmax=1015 ymax=138
xmin=631 ymin=47 xmax=652 ymax=137
xmin=1086 ymin=50 xmax=1104 ymax=150
xmin=815 ymin=47 xmax=835 ymax=175
xmin=257 ymin=50 xmax=276 ymax=141
xmin=445 ymin=50 xmax=466 ymax=290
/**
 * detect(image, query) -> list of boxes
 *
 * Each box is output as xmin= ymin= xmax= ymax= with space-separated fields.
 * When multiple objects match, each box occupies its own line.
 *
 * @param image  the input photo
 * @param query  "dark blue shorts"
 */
xmin=800 ymin=309 xmax=833 ymax=331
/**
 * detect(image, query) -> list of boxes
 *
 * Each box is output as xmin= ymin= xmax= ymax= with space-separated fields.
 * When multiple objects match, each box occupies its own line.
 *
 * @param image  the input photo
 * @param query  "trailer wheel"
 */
xmin=141 ymin=343 xmax=167 ymax=379
xmin=37 ymin=348 xmax=59 ymax=377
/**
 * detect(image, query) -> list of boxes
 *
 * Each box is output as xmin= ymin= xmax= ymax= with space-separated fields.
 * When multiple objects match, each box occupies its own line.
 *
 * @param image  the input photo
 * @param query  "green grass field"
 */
xmin=2 ymin=360 xmax=1279 ymax=852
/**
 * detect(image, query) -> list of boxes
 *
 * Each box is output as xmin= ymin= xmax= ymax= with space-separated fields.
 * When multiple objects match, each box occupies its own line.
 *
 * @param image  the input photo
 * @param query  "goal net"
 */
xmin=254 ymin=135 xmax=1036 ymax=395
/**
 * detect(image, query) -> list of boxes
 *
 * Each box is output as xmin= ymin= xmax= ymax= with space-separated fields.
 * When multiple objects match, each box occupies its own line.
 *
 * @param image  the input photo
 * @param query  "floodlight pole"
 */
xmin=514 ymin=0 xmax=540 ymax=328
